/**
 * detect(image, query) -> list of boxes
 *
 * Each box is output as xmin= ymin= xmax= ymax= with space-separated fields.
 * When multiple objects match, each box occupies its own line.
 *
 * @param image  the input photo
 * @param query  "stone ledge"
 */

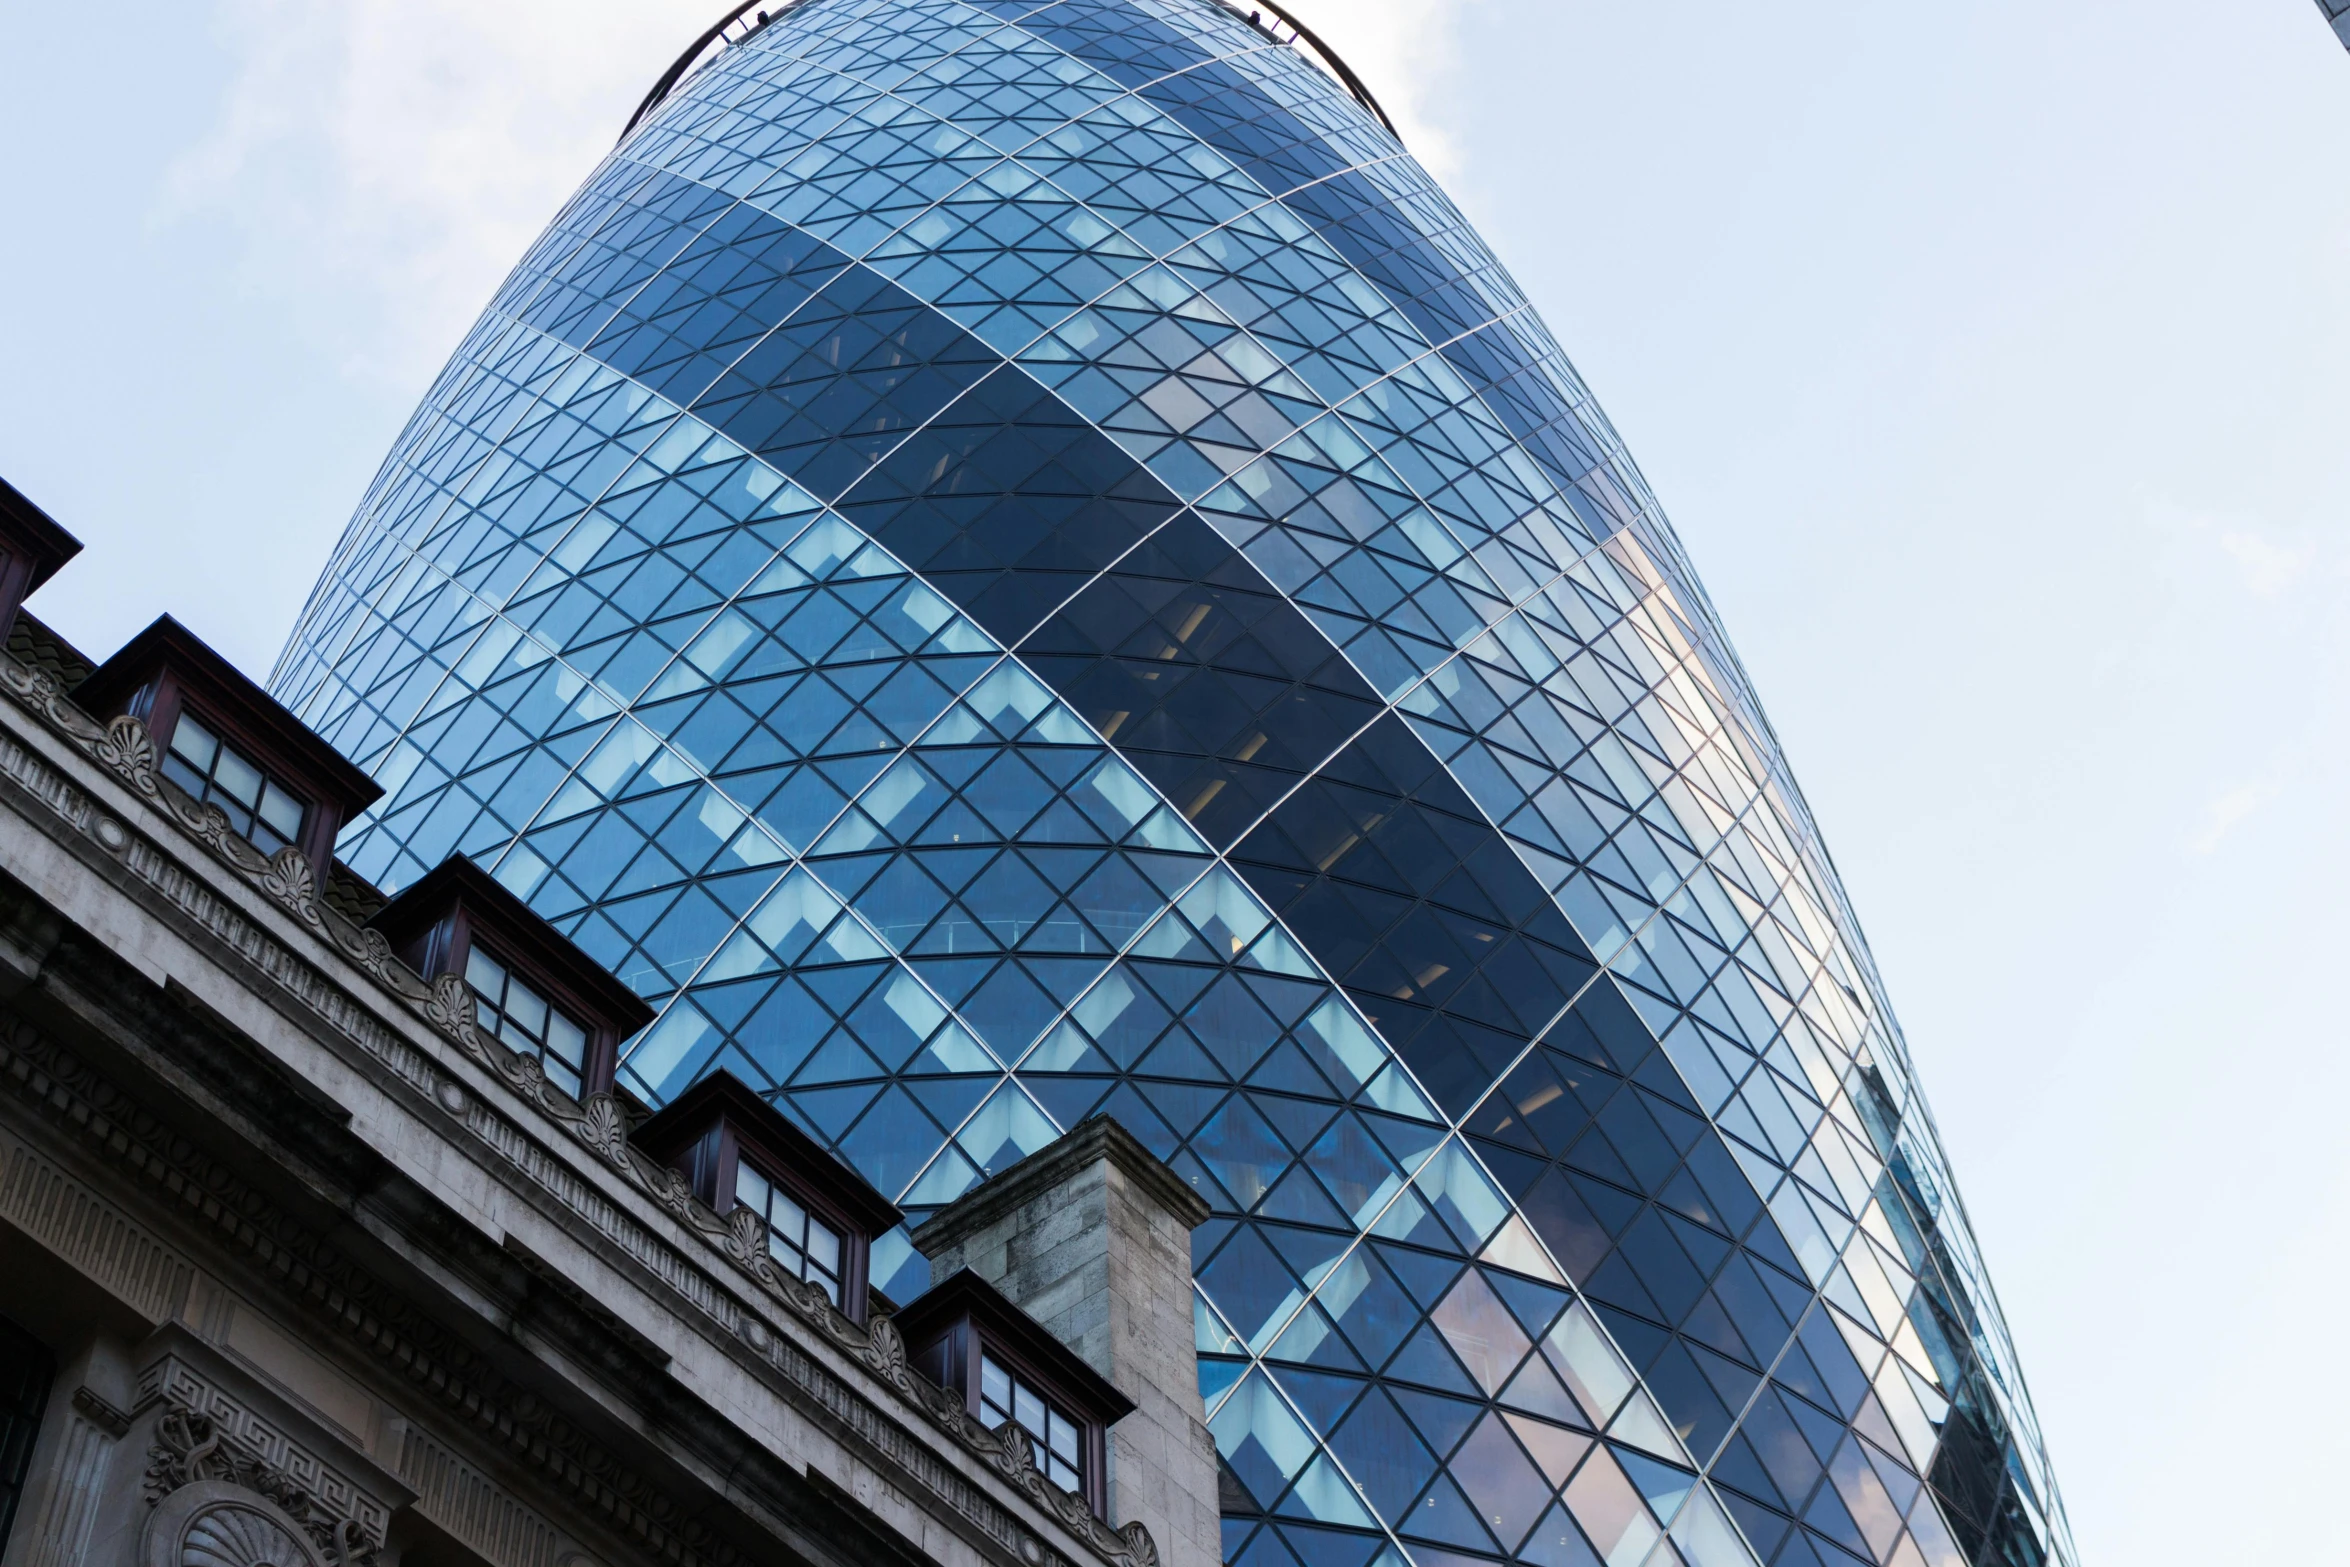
xmin=908 ymin=1119 xmax=1210 ymax=1263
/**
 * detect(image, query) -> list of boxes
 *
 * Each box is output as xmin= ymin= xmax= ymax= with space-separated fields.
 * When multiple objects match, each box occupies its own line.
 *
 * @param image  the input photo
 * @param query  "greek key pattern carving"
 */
xmin=136 ymin=1354 xmax=394 ymax=1550
xmin=0 ymin=647 xmax=1161 ymax=1567
xmin=144 ymin=1401 xmax=379 ymax=1567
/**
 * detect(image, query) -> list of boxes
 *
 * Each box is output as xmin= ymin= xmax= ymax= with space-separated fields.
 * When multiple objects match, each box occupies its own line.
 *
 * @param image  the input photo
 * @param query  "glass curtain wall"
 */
xmin=271 ymin=5 xmax=2075 ymax=1567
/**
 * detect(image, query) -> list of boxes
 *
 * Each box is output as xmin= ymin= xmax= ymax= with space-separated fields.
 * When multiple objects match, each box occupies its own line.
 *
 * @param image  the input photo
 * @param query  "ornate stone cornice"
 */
xmin=0 ymin=650 xmax=1161 ymax=1567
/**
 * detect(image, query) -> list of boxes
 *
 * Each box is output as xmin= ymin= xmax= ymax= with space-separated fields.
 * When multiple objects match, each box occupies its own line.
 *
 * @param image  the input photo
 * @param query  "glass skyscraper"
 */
xmin=2322 ymin=0 xmax=2350 ymax=52
xmin=271 ymin=5 xmax=2074 ymax=1566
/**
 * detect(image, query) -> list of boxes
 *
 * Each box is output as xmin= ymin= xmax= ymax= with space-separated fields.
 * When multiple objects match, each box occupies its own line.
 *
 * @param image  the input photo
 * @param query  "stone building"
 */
xmin=0 ymin=478 xmax=1217 ymax=1567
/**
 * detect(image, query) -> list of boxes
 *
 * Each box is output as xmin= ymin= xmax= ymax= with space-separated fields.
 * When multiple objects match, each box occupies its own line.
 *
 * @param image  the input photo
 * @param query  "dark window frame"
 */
xmin=141 ymin=681 xmax=331 ymax=869
xmin=404 ymin=904 xmax=624 ymax=1100
xmin=367 ymin=856 xmax=655 ymax=1103
xmin=460 ymin=939 xmax=598 ymax=1099
xmin=0 ymin=474 xmax=81 ymax=645
xmin=717 ymin=1127 xmax=861 ymax=1310
xmin=157 ymin=704 xmax=314 ymax=860
xmin=980 ymin=1347 xmax=1086 ymax=1493
xmin=630 ymin=1070 xmax=901 ymax=1326
xmin=893 ymin=1269 xmax=1132 ymax=1518
xmin=0 ymin=1313 xmax=55 ymax=1553
xmin=70 ymin=616 xmax=381 ymax=881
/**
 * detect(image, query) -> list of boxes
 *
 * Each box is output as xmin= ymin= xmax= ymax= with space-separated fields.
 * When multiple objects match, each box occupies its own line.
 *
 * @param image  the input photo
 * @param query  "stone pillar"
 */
xmin=4 ymin=1332 xmax=134 ymax=1567
xmin=911 ymin=1117 xmax=1216 ymax=1567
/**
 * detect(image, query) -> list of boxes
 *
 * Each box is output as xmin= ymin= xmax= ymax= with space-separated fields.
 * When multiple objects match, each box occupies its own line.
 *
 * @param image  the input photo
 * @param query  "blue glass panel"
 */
xmin=273 ymin=6 xmax=2075 ymax=1566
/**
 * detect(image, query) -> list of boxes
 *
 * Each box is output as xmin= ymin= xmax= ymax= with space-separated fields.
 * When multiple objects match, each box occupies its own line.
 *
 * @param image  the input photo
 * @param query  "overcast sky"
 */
xmin=5 ymin=3 xmax=2346 ymax=1560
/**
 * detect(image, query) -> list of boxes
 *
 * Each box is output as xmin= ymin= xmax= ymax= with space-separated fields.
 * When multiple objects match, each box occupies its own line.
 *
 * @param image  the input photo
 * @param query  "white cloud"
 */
xmin=166 ymin=0 xmax=1477 ymax=386
xmin=2216 ymin=527 xmax=2314 ymax=597
xmin=1282 ymin=0 xmax=1478 ymax=177
xmin=2191 ymin=781 xmax=2271 ymax=855
xmin=167 ymin=0 xmax=712 ymax=383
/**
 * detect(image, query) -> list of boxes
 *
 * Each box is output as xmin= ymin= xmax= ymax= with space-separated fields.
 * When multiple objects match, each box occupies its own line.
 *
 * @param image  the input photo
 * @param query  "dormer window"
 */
xmin=982 ymin=1351 xmax=1084 ymax=1492
xmin=733 ymin=1160 xmax=846 ymax=1306
xmin=73 ymin=615 xmax=381 ymax=882
xmin=369 ymin=854 xmax=653 ymax=1101
xmin=463 ymin=943 xmax=594 ymax=1097
xmin=630 ymin=1069 xmax=901 ymax=1324
xmin=893 ymin=1269 xmax=1133 ymax=1516
xmin=161 ymin=713 xmax=309 ymax=857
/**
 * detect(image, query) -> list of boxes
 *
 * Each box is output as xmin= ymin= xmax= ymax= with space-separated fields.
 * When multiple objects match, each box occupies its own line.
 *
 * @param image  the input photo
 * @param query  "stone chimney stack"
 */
xmin=911 ymin=1117 xmax=1217 ymax=1567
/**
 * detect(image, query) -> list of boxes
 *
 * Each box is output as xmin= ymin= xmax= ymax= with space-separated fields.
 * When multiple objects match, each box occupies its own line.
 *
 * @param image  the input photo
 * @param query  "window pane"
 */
xmin=258 ymin=781 xmax=305 ymax=841
xmin=542 ymin=1054 xmax=583 ymax=1099
xmin=1013 ymin=1383 xmax=1046 ymax=1434
xmin=545 ymin=1012 xmax=589 ymax=1070
xmin=464 ymin=945 xmax=507 ymax=998
xmin=981 ymin=1356 xmax=1012 ymax=1413
xmin=212 ymin=746 xmax=264 ymax=808
xmin=504 ymin=978 xmax=550 ymax=1040
xmin=160 ymin=755 xmax=205 ymax=797
xmin=735 ymin=1162 xmax=771 ymax=1214
xmin=169 ymin=716 xmax=218 ymax=771
xmin=773 ymin=1191 xmax=808 ymax=1246
xmin=806 ymin=1219 xmax=841 ymax=1275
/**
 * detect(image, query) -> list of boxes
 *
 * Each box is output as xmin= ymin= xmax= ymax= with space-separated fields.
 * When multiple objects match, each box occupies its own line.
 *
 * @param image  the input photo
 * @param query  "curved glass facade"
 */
xmin=271 ymin=5 xmax=2074 ymax=1566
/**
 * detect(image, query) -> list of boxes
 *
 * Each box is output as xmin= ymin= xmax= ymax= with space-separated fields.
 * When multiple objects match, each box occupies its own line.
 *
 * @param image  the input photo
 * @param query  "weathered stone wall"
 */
xmin=915 ymin=1122 xmax=1219 ymax=1567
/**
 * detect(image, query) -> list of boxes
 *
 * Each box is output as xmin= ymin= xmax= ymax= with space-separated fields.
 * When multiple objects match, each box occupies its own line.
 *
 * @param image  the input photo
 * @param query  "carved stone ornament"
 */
xmin=147 ymin=1487 xmax=329 ymax=1567
xmin=261 ymin=845 xmax=317 ymax=912
xmin=0 ymin=648 xmax=1166 ymax=1567
xmin=145 ymin=1406 xmax=374 ymax=1567
xmin=96 ymin=710 xmax=159 ymax=784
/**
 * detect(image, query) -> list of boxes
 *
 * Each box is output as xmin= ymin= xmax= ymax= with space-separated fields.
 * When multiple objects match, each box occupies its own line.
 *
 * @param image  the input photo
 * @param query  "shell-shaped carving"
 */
xmin=262 ymin=846 xmax=318 ymax=915
xmin=423 ymin=972 xmax=477 ymax=1039
xmin=1117 ymin=1521 xmax=1160 ymax=1567
xmin=723 ymin=1204 xmax=767 ymax=1268
xmin=179 ymin=1502 xmax=320 ymax=1567
xmin=994 ymin=1418 xmax=1036 ymax=1478
xmin=97 ymin=712 xmax=159 ymax=786
xmin=578 ymin=1095 xmax=631 ymax=1165
xmin=863 ymin=1314 xmax=906 ymax=1378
